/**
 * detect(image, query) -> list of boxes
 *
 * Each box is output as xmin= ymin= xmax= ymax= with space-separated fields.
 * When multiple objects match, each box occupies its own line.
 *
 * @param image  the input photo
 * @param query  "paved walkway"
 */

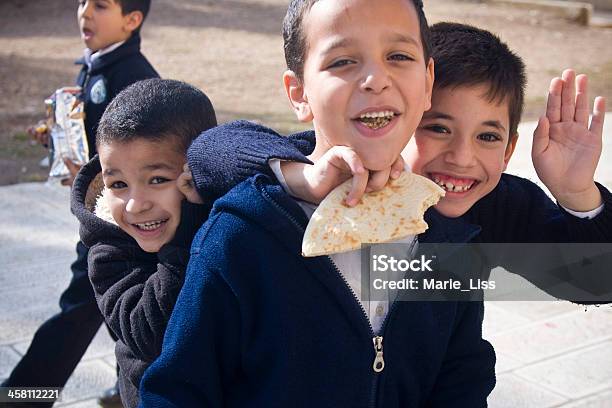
xmin=0 ymin=115 xmax=611 ymax=407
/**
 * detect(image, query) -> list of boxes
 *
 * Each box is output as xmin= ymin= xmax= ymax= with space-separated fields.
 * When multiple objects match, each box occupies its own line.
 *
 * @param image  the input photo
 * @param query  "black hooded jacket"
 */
xmin=71 ymin=156 xmax=209 ymax=407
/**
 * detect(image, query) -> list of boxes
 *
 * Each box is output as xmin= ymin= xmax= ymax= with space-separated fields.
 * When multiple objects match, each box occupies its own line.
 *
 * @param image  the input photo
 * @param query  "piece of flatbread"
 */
xmin=302 ymin=172 xmax=444 ymax=257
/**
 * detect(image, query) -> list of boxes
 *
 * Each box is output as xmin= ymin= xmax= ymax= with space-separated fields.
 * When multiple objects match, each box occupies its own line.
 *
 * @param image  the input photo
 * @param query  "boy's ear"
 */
xmin=423 ymin=57 xmax=435 ymax=111
xmin=503 ymin=133 xmax=519 ymax=171
xmin=123 ymin=10 xmax=144 ymax=34
xmin=283 ymin=70 xmax=313 ymax=122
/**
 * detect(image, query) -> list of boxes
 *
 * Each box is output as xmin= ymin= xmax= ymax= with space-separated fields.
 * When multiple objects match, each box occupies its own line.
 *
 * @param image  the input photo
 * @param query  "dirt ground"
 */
xmin=1 ymin=0 xmax=611 ymax=185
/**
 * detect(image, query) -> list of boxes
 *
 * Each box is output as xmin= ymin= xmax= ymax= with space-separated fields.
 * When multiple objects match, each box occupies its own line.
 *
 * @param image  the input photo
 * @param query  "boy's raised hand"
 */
xmin=532 ymin=69 xmax=606 ymax=211
xmin=177 ymin=163 xmax=205 ymax=204
xmin=281 ymin=146 xmax=405 ymax=206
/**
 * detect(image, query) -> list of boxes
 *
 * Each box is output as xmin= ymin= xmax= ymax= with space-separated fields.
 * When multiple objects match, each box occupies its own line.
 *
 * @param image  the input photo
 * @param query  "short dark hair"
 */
xmin=430 ymin=22 xmax=526 ymax=137
xmin=116 ymin=0 xmax=151 ymax=30
xmin=282 ymin=0 xmax=431 ymax=80
xmin=97 ymin=79 xmax=217 ymax=154
xmin=116 ymin=0 xmax=150 ymax=18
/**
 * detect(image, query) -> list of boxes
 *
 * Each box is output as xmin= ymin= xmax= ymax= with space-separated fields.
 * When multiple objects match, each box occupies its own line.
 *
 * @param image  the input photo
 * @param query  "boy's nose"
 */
xmin=79 ymin=1 xmax=93 ymax=18
xmin=445 ymin=136 xmax=476 ymax=168
xmin=125 ymin=194 xmax=153 ymax=214
xmin=360 ymin=63 xmax=391 ymax=94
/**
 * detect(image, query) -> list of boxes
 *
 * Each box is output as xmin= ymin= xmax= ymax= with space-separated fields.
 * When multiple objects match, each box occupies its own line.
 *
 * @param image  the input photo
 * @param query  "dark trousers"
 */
xmin=2 ymin=241 xmax=116 ymax=391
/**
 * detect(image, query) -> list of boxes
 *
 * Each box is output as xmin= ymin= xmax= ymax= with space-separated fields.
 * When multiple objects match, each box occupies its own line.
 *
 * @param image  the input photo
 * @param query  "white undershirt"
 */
xmin=270 ymin=160 xmax=416 ymax=333
xmin=83 ymin=41 xmax=125 ymax=68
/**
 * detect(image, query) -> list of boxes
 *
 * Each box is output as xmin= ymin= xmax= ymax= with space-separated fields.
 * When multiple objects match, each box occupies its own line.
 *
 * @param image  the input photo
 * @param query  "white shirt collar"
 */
xmin=83 ymin=40 xmax=126 ymax=68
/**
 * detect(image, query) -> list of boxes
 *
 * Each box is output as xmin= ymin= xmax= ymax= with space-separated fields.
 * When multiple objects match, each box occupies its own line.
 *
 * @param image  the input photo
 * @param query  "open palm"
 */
xmin=532 ymin=69 xmax=606 ymax=201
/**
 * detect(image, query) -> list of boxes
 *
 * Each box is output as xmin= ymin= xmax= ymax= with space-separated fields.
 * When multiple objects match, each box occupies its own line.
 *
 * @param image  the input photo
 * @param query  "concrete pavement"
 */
xmin=0 ymin=114 xmax=611 ymax=407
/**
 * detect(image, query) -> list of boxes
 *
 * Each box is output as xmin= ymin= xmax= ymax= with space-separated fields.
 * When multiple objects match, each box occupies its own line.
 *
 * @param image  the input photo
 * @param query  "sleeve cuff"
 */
xmin=269 ymin=159 xmax=299 ymax=197
xmin=561 ymin=203 xmax=604 ymax=219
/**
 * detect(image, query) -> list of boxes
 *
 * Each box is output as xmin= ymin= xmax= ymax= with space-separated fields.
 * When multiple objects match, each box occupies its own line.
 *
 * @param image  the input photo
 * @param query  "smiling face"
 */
xmin=284 ymin=0 xmax=434 ymax=171
xmin=404 ymin=84 xmax=518 ymax=218
xmin=99 ymin=139 xmax=185 ymax=253
xmin=77 ymin=0 xmax=140 ymax=51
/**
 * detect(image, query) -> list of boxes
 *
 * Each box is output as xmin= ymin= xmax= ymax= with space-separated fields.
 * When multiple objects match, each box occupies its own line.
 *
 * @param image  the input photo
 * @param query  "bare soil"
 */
xmin=1 ymin=0 xmax=610 ymax=185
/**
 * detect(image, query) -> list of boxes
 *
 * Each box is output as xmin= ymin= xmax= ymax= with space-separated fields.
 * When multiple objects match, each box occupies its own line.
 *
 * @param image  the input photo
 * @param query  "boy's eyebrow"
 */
xmin=102 ymin=163 xmax=176 ymax=176
xmin=321 ymin=33 xmax=420 ymax=56
xmin=321 ymin=38 xmax=353 ymax=56
xmin=142 ymin=163 xmax=178 ymax=172
xmin=422 ymin=111 xmax=454 ymax=120
xmin=386 ymin=32 xmax=420 ymax=48
xmin=423 ymin=112 xmax=508 ymax=132
xmin=103 ymin=168 xmax=119 ymax=176
xmin=482 ymin=120 xmax=507 ymax=132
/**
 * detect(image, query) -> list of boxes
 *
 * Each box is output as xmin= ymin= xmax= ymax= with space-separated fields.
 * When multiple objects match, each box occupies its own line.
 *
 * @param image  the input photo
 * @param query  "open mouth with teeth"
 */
xmin=133 ymin=219 xmax=168 ymax=231
xmin=430 ymin=173 xmax=478 ymax=193
xmin=357 ymin=111 xmax=396 ymax=130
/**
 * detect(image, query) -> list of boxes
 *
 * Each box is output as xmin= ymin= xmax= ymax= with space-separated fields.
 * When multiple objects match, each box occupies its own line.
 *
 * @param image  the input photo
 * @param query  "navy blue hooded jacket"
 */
xmin=139 ymin=174 xmax=496 ymax=408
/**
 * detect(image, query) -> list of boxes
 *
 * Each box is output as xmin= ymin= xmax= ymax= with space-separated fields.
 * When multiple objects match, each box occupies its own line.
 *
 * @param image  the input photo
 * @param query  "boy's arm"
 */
xmin=139 ymin=216 xmax=241 ymax=407
xmin=187 ymin=120 xmax=403 ymax=205
xmin=472 ymin=176 xmax=612 ymax=303
xmin=427 ymin=302 xmax=496 ymax=407
xmin=532 ymin=69 xmax=606 ymax=211
xmin=187 ymin=120 xmax=314 ymax=202
xmin=473 ymin=175 xmax=612 ymax=243
xmin=87 ymin=201 xmax=209 ymax=362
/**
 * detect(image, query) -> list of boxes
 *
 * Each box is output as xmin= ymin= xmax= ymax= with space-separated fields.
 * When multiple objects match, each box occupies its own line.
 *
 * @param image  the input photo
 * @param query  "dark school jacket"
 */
xmin=139 ymin=174 xmax=496 ymax=408
xmin=75 ymin=32 xmax=159 ymax=157
xmin=71 ymin=156 xmax=207 ymax=408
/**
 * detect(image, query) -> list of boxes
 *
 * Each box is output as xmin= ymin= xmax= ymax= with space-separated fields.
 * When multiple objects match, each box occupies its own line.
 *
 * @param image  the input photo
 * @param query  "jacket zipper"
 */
xmin=372 ymin=336 xmax=384 ymax=372
xmin=257 ymin=179 xmax=398 ymax=408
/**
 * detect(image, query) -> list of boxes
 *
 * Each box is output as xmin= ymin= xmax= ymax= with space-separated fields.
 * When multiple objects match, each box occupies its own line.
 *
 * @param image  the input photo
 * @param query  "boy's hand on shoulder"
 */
xmin=532 ymin=69 xmax=606 ymax=211
xmin=178 ymin=163 xmax=204 ymax=204
xmin=281 ymin=146 xmax=405 ymax=206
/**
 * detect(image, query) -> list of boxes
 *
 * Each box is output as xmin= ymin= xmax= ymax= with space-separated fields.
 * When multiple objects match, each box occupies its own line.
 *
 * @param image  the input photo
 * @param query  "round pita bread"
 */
xmin=302 ymin=172 xmax=444 ymax=257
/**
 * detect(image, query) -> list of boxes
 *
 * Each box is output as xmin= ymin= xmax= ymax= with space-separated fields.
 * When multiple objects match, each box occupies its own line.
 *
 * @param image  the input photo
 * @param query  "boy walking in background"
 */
xmin=140 ymin=1 xmax=496 ymax=406
xmin=5 ymin=1 xmax=158 ymax=405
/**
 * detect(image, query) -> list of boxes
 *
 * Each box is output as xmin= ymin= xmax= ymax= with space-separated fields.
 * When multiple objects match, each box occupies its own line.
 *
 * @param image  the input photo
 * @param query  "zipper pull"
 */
xmin=372 ymin=336 xmax=385 ymax=373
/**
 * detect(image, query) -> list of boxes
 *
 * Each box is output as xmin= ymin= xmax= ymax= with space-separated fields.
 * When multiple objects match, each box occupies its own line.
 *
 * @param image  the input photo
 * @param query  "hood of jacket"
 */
xmin=71 ymin=155 xmax=136 ymax=248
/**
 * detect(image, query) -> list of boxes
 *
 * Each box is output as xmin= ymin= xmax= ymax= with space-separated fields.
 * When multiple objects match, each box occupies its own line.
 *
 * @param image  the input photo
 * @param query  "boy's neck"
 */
xmin=83 ymin=37 xmax=130 ymax=67
xmin=84 ymin=31 xmax=137 ymax=57
xmin=86 ymin=40 xmax=125 ymax=56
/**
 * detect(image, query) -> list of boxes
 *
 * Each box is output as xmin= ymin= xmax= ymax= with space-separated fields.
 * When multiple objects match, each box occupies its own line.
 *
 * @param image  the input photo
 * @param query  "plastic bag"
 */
xmin=47 ymin=87 xmax=89 ymax=183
